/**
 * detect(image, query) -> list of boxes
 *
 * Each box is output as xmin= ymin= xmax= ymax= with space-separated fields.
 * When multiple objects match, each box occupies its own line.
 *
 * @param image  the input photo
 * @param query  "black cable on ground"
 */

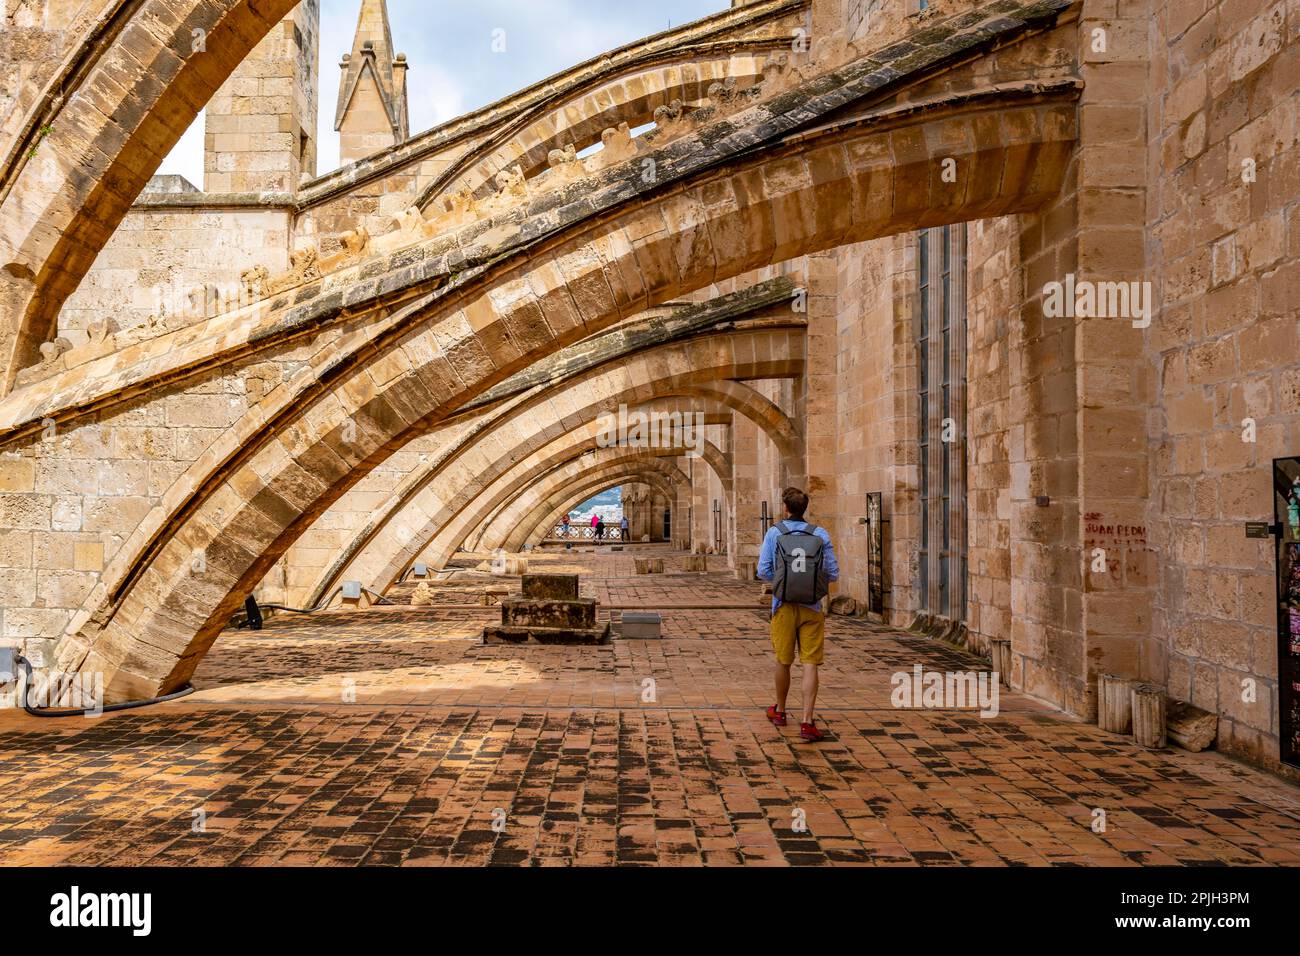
xmin=11 ymin=654 xmax=194 ymax=718
xmin=237 ymin=587 xmax=343 ymax=627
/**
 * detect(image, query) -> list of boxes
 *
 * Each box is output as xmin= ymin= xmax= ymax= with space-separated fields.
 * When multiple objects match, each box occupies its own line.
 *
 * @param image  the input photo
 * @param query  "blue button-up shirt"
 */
xmin=757 ymin=520 xmax=839 ymax=613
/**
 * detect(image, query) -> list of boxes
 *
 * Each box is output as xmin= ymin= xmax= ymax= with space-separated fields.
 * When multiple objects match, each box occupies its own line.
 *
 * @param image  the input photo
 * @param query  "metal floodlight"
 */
xmin=342 ymin=580 xmax=363 ymax=600
xmin=413 ymin=562 xmax=428 ymax=577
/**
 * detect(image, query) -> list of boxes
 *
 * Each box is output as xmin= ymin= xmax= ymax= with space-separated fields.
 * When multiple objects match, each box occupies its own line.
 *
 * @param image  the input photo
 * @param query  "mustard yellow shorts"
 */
xmin=770 ymin=604 xmax=825 ymax=666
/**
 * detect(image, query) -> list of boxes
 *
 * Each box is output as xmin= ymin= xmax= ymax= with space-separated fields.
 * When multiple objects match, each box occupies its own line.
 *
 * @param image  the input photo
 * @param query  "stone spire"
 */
xmin=335 ymin=0 xmax=410 ymax=165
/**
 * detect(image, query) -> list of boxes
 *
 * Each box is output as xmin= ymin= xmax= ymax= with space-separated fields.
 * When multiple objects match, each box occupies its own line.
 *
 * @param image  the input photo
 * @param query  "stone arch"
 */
xmin=671 ymin=380 xmax=803 ymax=474
xmin=523 ymin=479 xmax=678 ymax=550
xmin=51 ymin=8 xmax=1081 ymax=700
xmin=470 ymin=471 xmax=684 ymax=554
xmin=431 ymin=403 xmax=738 ymax=561
xmin=297 ymin=0 xmax=809 ymax=211
xmin=314 ymin=398 xmax=743 ymax=606
xmin=409 ymin=439 xmax=716 ymax=579
xmin=489 ymin=456 xmax=691 ymax=553
xmin=501 ymin=463 xmax=689 ymax=554
xmin=414 ymin=49 xmax=774 ymax=210
xmin=534 ymin=474 xmax=682 ymax=546
xmin=0 ymin=0 xmax=808 ymax=388
xmin=0 ymin=0 xmax=303 ymax=386
xmin=298 ymin=328 xmax=800 ymax=605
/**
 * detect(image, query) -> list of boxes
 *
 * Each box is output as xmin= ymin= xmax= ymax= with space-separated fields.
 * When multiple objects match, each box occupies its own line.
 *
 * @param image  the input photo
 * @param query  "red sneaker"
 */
xmin=799 ymin=721 xmax=825 ymax=742
xmin=766 ymin=704 xmax=787 ymax=727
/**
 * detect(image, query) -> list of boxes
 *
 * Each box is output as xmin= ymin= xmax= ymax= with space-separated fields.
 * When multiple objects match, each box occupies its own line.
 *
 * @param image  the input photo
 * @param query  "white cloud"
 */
xmin=406 ymin=62 xmax=468 ymax=129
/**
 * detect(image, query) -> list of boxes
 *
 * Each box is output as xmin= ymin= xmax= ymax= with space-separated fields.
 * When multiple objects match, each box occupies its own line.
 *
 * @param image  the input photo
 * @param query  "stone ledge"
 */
xmin=482 ymin=623 xmax=611 ymax=645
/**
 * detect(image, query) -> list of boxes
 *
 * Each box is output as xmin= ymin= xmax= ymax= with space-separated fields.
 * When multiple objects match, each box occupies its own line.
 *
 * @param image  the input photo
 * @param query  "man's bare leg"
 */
xmin=774 ymin=662 xmax=791 ymax=713
xmin=801 ymin=664 xmax=819 ymax=725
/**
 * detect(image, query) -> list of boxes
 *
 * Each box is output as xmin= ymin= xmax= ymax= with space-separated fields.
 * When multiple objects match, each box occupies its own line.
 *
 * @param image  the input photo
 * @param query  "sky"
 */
xmin=159 ymin=0 xmax=726 ymax=186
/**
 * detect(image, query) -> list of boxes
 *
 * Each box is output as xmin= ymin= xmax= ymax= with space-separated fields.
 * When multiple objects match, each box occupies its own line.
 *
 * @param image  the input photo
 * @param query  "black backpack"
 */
xmin=772 ymin=521 xmax=829 ymax=605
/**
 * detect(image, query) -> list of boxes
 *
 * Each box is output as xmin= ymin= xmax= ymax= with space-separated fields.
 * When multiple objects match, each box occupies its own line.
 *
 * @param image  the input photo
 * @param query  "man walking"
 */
xmin=757 ymin=487 xmax=839 ymax=742
xmin=620 ymin=515 xmax=630 ymax=542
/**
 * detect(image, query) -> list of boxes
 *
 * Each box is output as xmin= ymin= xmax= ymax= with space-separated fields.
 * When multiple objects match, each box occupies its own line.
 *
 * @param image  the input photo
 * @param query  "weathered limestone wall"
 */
xmin=825 ymin=236 xmax=915 ymax=622
xmin=1147 ymin=0 xmax=1300 ymax=770
xmin=817 ymin=212 xmax=1025 ymax=651
xmin=0 ymin=353 xmax=290 ymax=668
xmin=0 ymin=0 xmax=110 ymax=162
xmin=265 ymin=429 xmax=451 ymax=605
xmin=964 ymin=216 xmax=1019 ymax=652
xmin=205 ymin=1 xmax=320 ymax=193
xmin=58 ymin=198 xmax=292 ymax=343
xmin=47 ymin=14 xmax=796 ymax=341
xmin=54 ymin=3 xmax=318 ymax=341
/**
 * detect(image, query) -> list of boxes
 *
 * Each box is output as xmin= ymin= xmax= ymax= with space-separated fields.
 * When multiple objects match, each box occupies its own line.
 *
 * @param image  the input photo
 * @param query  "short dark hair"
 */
xmin=782 ymin=487 xmax=809 ymax=520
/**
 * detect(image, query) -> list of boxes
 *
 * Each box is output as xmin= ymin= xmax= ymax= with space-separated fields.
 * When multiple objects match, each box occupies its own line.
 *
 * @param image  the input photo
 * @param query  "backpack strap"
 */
xmin=778 ymin=521 xmax=818 ymax=536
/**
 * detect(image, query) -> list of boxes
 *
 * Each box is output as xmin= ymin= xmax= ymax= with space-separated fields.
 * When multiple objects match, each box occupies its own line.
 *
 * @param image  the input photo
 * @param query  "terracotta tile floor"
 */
xmin=2 ymin=548 xmax=1299 ymax=866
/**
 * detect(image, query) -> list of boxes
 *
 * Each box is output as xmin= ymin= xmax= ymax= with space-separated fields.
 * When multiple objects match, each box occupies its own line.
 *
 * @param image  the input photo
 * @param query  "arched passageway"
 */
xmin=48 ymin=1 xmax=1081 ymax=701
xmin=299 ymin=328 xmax=799 ymax=604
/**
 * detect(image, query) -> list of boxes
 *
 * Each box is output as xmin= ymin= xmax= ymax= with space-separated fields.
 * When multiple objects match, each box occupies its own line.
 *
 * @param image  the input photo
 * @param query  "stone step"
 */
xmin=482 ymin=623 xmax=611 ymax=646
xmin=501 ymin=597 xmax=597 ymax=629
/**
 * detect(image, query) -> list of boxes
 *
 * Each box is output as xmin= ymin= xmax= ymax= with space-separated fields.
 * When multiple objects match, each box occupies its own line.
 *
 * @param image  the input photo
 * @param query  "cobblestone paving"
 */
xmin=2 ymin=549 xmax=1299 ymax=866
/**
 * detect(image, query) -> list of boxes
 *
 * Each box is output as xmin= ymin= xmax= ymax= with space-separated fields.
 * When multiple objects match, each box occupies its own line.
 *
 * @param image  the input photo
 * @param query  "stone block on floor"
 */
xmin=829 ymin=595 xmax=857 ymax=615
xmin=501 ymin=597 xmax=597 ymax=629
xmin=482 ymin=585 xmax=511 ymax=606
xmin=483 ymin=572 xmax=607 ymax=644
xmin=621 ymin=611 xmax=662 ymax=639
xmin=521 ymin=573 xmax=579 ymax=600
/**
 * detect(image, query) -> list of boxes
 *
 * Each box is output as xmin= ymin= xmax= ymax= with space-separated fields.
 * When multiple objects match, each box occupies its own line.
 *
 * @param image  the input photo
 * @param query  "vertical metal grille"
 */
xmin=917 ymin=231 xmax=930 ymax=607
xmin=915 ymin=225 xmax=968 ymax=620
